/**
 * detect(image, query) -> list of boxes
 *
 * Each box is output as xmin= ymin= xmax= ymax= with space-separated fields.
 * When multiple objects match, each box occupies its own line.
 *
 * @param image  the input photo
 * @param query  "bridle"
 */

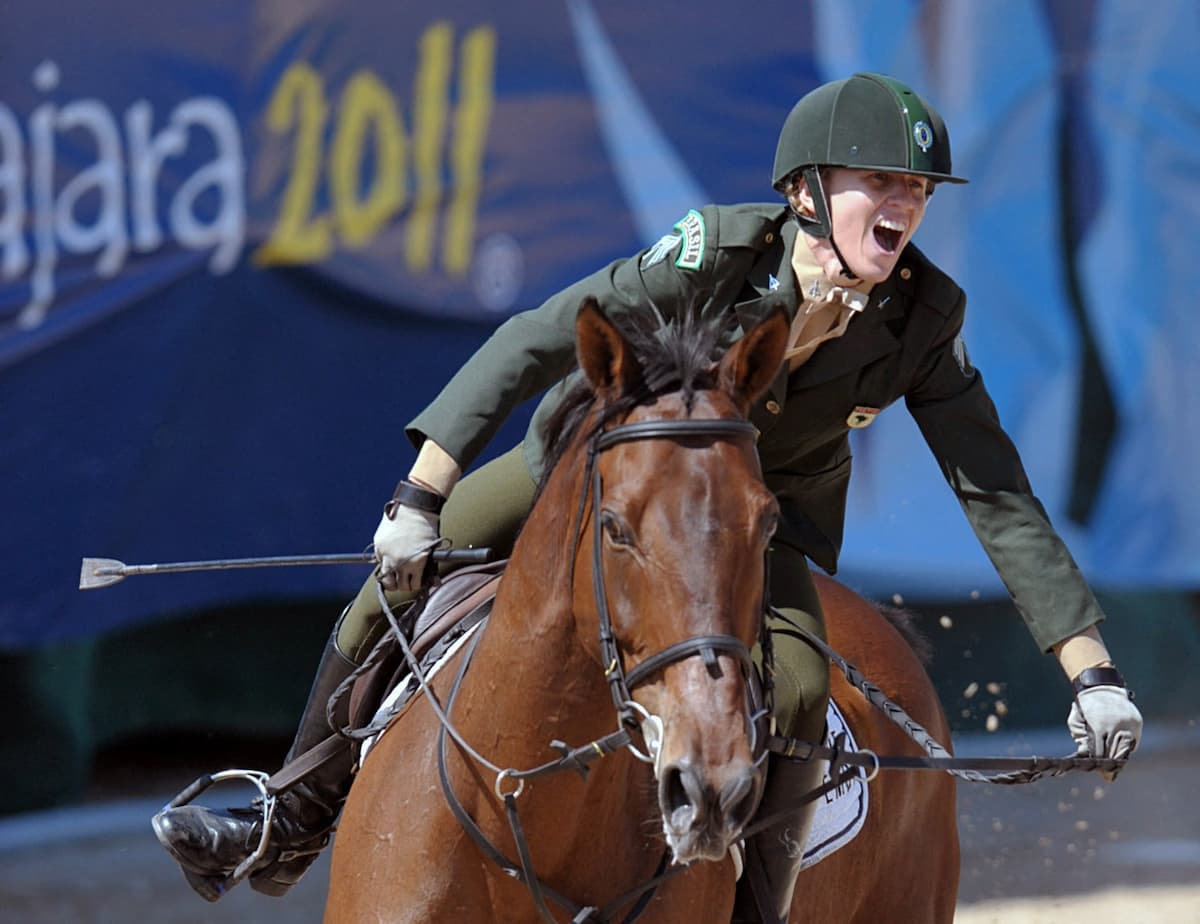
xmin=379 ymin=411 xmax=774 ymax=924
xmin=576 ymin=416 xmax=770 ymax=741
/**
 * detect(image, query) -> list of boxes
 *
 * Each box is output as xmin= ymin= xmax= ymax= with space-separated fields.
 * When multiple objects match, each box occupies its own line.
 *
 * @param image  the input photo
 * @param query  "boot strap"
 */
xmin=267 ymin=733 xmax=347 ymax=795
xmin=274 ymin=832 xmax=332 ymax=864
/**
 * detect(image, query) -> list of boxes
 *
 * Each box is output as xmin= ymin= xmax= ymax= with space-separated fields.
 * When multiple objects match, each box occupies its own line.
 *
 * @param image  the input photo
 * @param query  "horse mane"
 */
xmin=537 ymin=306 xmax=734 ymax=493
xmin=876 ymin=604 xmax=935 ymax=666
xmin=533 ymin=304 xmax=937 ymax=671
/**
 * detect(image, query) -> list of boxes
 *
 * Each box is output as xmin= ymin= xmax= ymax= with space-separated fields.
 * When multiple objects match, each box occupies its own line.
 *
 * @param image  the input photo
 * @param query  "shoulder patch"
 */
xmin=640 ymin=232 xmax=682 ymax=269
xmin=673 ymin=209 xmax=705 ymax=270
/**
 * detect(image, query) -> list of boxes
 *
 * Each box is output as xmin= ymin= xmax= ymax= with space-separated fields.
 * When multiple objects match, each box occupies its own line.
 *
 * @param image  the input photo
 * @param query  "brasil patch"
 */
xmin=673 ymin=209 xmax=705 ymax=270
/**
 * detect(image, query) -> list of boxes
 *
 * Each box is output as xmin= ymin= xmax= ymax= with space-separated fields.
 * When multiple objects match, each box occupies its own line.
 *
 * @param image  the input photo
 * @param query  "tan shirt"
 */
xmin=785 ymin=238 xmax=875 ymax=370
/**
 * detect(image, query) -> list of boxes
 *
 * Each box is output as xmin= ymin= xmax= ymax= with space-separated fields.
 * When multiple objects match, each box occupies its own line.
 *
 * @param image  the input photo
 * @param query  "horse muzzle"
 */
xmin=658 ymin=756 xmax=761 ymax=864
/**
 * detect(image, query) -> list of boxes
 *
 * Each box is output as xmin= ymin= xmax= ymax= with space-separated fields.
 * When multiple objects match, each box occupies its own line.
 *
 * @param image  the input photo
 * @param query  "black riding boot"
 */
xmin=152 ymin=630 xmax=359 ymax=902
xmin=731 ymin=752 xmax=827 ymax=924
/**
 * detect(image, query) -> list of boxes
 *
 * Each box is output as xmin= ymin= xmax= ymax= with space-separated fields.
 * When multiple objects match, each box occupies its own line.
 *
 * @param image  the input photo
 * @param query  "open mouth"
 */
xmin=873 ymin=217 xmax=906 ymax=254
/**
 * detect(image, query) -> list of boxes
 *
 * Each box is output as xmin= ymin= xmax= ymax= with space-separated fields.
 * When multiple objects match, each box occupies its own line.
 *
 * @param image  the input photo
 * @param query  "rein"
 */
xmin=761 ymin=608 xmax=1129 ymax=788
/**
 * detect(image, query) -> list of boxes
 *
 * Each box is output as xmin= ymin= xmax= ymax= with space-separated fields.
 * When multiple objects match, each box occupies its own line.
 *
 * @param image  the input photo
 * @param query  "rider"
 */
xmin=153 ymin=72 xmax=1144 ymax=921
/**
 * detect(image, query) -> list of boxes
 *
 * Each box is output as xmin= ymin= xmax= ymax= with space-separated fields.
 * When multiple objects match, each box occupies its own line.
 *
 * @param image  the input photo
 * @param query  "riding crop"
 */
xmin=79 ymin=548 xmax=491 ymax=590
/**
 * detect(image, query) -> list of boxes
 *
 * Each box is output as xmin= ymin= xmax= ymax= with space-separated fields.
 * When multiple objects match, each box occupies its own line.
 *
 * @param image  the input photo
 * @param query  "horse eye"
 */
xmin=600 ymin=510 xmax=632 ymax=546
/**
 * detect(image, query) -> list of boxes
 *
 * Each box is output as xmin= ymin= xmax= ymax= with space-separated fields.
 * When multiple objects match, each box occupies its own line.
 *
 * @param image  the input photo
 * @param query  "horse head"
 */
xmin=567 ymin=297 xmax=789 ymax=865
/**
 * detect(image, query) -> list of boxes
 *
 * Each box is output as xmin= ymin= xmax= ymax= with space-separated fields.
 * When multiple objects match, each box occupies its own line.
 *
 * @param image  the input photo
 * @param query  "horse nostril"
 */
xmin=663 ymin=764 xmax=691 ymax=815
xmin=660 ymin=762 xmax=706 ymax=835
xmin=720 ymin=769 xmax=759 ymax=831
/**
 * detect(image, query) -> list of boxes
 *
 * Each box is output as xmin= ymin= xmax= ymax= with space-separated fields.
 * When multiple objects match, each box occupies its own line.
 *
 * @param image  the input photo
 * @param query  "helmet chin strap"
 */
xmin=792 ymin=165 xmax=858 ymax=282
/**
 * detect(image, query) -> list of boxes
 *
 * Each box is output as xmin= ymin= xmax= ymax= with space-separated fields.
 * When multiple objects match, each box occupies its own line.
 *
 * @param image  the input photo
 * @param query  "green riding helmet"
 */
xmin=773 ymin=72 xmax=968 ymax=239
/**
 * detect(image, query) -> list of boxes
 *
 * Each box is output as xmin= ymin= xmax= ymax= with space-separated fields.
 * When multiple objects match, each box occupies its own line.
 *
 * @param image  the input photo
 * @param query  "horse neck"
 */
xmin=459 ymin=440 xmax=662 ymax=880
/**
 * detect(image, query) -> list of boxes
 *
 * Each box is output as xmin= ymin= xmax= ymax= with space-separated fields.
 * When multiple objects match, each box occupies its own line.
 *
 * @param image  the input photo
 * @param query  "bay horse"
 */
xmin=324 ymin=300 xmax=958 ymax=923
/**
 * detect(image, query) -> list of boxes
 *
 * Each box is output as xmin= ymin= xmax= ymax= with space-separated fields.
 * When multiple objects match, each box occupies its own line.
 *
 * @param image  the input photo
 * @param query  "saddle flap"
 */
xmin=346 ymin=559 xmax=508 ymax=731
xmin=412 ymin=558 xmax=507 ymax=655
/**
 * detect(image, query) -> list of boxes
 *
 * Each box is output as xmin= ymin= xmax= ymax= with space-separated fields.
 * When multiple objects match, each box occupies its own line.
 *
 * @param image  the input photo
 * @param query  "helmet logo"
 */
xmin=913 ymin=120 xmax=933 ymax=153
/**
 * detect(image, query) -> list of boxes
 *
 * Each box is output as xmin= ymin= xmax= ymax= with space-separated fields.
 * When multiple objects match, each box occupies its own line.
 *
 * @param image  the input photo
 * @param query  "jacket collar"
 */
xmin=737 ymin=216 xmax=800 ymax=320
xmin=735 ymin=226 xmax=915 ymax=399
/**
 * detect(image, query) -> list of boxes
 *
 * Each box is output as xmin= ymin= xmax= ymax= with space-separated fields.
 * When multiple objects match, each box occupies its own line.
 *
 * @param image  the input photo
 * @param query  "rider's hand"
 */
xmin=373 ymin=482 xmax=445 ymax=592
xmin=1067 ymin=680 xmax=1142 ymax=781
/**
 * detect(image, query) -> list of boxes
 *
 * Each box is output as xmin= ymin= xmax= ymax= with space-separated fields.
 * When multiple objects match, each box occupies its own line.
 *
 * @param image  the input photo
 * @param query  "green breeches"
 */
xmin=760 ymin=542 xmax=830 ymax=745
xmin=336 ymin=443 xmax=830 ymax=743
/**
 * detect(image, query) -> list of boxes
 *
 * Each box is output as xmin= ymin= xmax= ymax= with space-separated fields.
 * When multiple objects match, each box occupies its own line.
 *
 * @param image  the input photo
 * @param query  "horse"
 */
xmin=324 ymin=300 xmax=958 ymax=923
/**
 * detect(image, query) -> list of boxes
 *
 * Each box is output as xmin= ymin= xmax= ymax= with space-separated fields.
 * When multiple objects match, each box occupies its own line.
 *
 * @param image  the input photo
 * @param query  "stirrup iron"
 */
xmin=159 ymin=768 xmax=278 ymax=891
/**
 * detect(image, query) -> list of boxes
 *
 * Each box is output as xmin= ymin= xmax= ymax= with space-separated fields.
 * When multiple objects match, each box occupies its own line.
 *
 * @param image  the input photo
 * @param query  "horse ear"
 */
xmin=576 ymin=297 xmax=643 ymax=399
xmin=717 ymin=306 xmax=789 ymax=413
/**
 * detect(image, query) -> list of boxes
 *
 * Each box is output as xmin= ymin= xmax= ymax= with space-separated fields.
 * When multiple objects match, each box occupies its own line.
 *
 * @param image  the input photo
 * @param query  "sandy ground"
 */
xmin=1 ymin=722 xmax=1197 ymax=923
xmin=954 ymin=885 xmax=1200 ymax=924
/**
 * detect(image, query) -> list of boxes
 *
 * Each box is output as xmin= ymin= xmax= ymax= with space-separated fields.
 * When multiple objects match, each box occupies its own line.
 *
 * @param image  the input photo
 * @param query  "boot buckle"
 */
xmin=161 ymin=769 xmax=278 ymax=892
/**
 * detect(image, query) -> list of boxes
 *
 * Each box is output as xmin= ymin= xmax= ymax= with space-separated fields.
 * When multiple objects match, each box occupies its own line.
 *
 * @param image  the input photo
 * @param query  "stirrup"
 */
xmin=159 ymin=768 xmax=278 ymax=893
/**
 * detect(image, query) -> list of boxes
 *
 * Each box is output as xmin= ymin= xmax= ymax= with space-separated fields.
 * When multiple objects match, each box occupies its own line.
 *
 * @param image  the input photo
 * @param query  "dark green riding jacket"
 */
xmin=408 ymin=203 xmax=1104 ymax=652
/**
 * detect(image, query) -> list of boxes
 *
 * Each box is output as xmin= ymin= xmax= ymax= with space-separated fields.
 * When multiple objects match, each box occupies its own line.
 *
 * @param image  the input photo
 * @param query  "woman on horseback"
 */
xmin=153 ymin=72 xmax=1142 ymax=923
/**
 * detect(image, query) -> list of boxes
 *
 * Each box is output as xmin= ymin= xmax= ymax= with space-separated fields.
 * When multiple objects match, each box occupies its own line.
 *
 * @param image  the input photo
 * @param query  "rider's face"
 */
xmin=796 ymin=167 xmax=933 ymax=285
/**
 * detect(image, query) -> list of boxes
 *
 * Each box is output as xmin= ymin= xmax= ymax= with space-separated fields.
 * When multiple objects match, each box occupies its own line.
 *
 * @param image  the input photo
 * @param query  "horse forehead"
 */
xmin=617 ymin=391 xmax=747 ymax=440
xmin=604 ymin=399 xmax=764 ymax=498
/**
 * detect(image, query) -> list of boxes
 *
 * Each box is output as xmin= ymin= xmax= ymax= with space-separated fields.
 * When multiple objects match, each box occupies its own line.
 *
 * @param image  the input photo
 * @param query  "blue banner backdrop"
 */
xmin=2 ymin=0 xmax=1197 ymax=648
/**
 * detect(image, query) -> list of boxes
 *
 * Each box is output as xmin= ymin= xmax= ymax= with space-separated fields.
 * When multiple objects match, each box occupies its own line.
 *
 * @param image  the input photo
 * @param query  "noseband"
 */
xmin=576 ymin=416 xmax=766 ymax=733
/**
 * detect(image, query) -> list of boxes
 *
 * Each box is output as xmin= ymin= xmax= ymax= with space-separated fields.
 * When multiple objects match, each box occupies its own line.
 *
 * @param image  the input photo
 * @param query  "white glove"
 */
xmin=373 ymin=502 xmax=441 ymax=592
xmin=1068 ymin=685 xmax=1142 ymax=780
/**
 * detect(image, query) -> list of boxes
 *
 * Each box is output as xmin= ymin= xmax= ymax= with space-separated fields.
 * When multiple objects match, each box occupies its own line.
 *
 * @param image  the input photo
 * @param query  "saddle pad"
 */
xmin=800 ymin=697 xmax=869 ymax=870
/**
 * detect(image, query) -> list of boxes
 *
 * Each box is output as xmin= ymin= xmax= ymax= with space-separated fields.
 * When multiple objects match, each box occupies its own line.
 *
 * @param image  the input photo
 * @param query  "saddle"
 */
xmin=344 ymin=558 xmax=507 ymax=736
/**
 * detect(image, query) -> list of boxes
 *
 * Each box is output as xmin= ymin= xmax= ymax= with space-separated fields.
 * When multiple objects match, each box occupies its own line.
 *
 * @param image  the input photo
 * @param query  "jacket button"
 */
xmin=764 ymin=232 xmax=775 ymax=244
xmin=765 ymin=399 xmax=781 ymax=415
xmin=900 ymin=267 xmax=912 ymax=280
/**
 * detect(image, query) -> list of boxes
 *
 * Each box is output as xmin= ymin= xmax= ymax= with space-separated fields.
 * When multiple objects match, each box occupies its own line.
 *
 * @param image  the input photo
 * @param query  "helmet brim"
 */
xmin=840 ymin=163 xmax=969 ymax=185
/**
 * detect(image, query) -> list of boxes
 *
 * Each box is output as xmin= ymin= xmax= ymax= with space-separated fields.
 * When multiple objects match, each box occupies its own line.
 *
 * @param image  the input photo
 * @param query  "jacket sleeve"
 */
xmin=405 ymin=211 xmax=721 ymax=470
xmin=905 ymin=292 xmax=1106 ymax=652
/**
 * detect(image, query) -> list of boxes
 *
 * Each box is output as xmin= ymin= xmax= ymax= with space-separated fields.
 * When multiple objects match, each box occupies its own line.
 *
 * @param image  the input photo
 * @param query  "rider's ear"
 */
xmin=576 ymin=297 xmax=643 ymax=400
xmin=717 ymin=305 xmax=788 ymax=414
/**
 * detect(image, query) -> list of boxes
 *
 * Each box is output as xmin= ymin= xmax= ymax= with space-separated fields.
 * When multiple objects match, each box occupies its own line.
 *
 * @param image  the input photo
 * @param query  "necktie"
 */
xmin=785 ymin=287 xmax=866 ymax=370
